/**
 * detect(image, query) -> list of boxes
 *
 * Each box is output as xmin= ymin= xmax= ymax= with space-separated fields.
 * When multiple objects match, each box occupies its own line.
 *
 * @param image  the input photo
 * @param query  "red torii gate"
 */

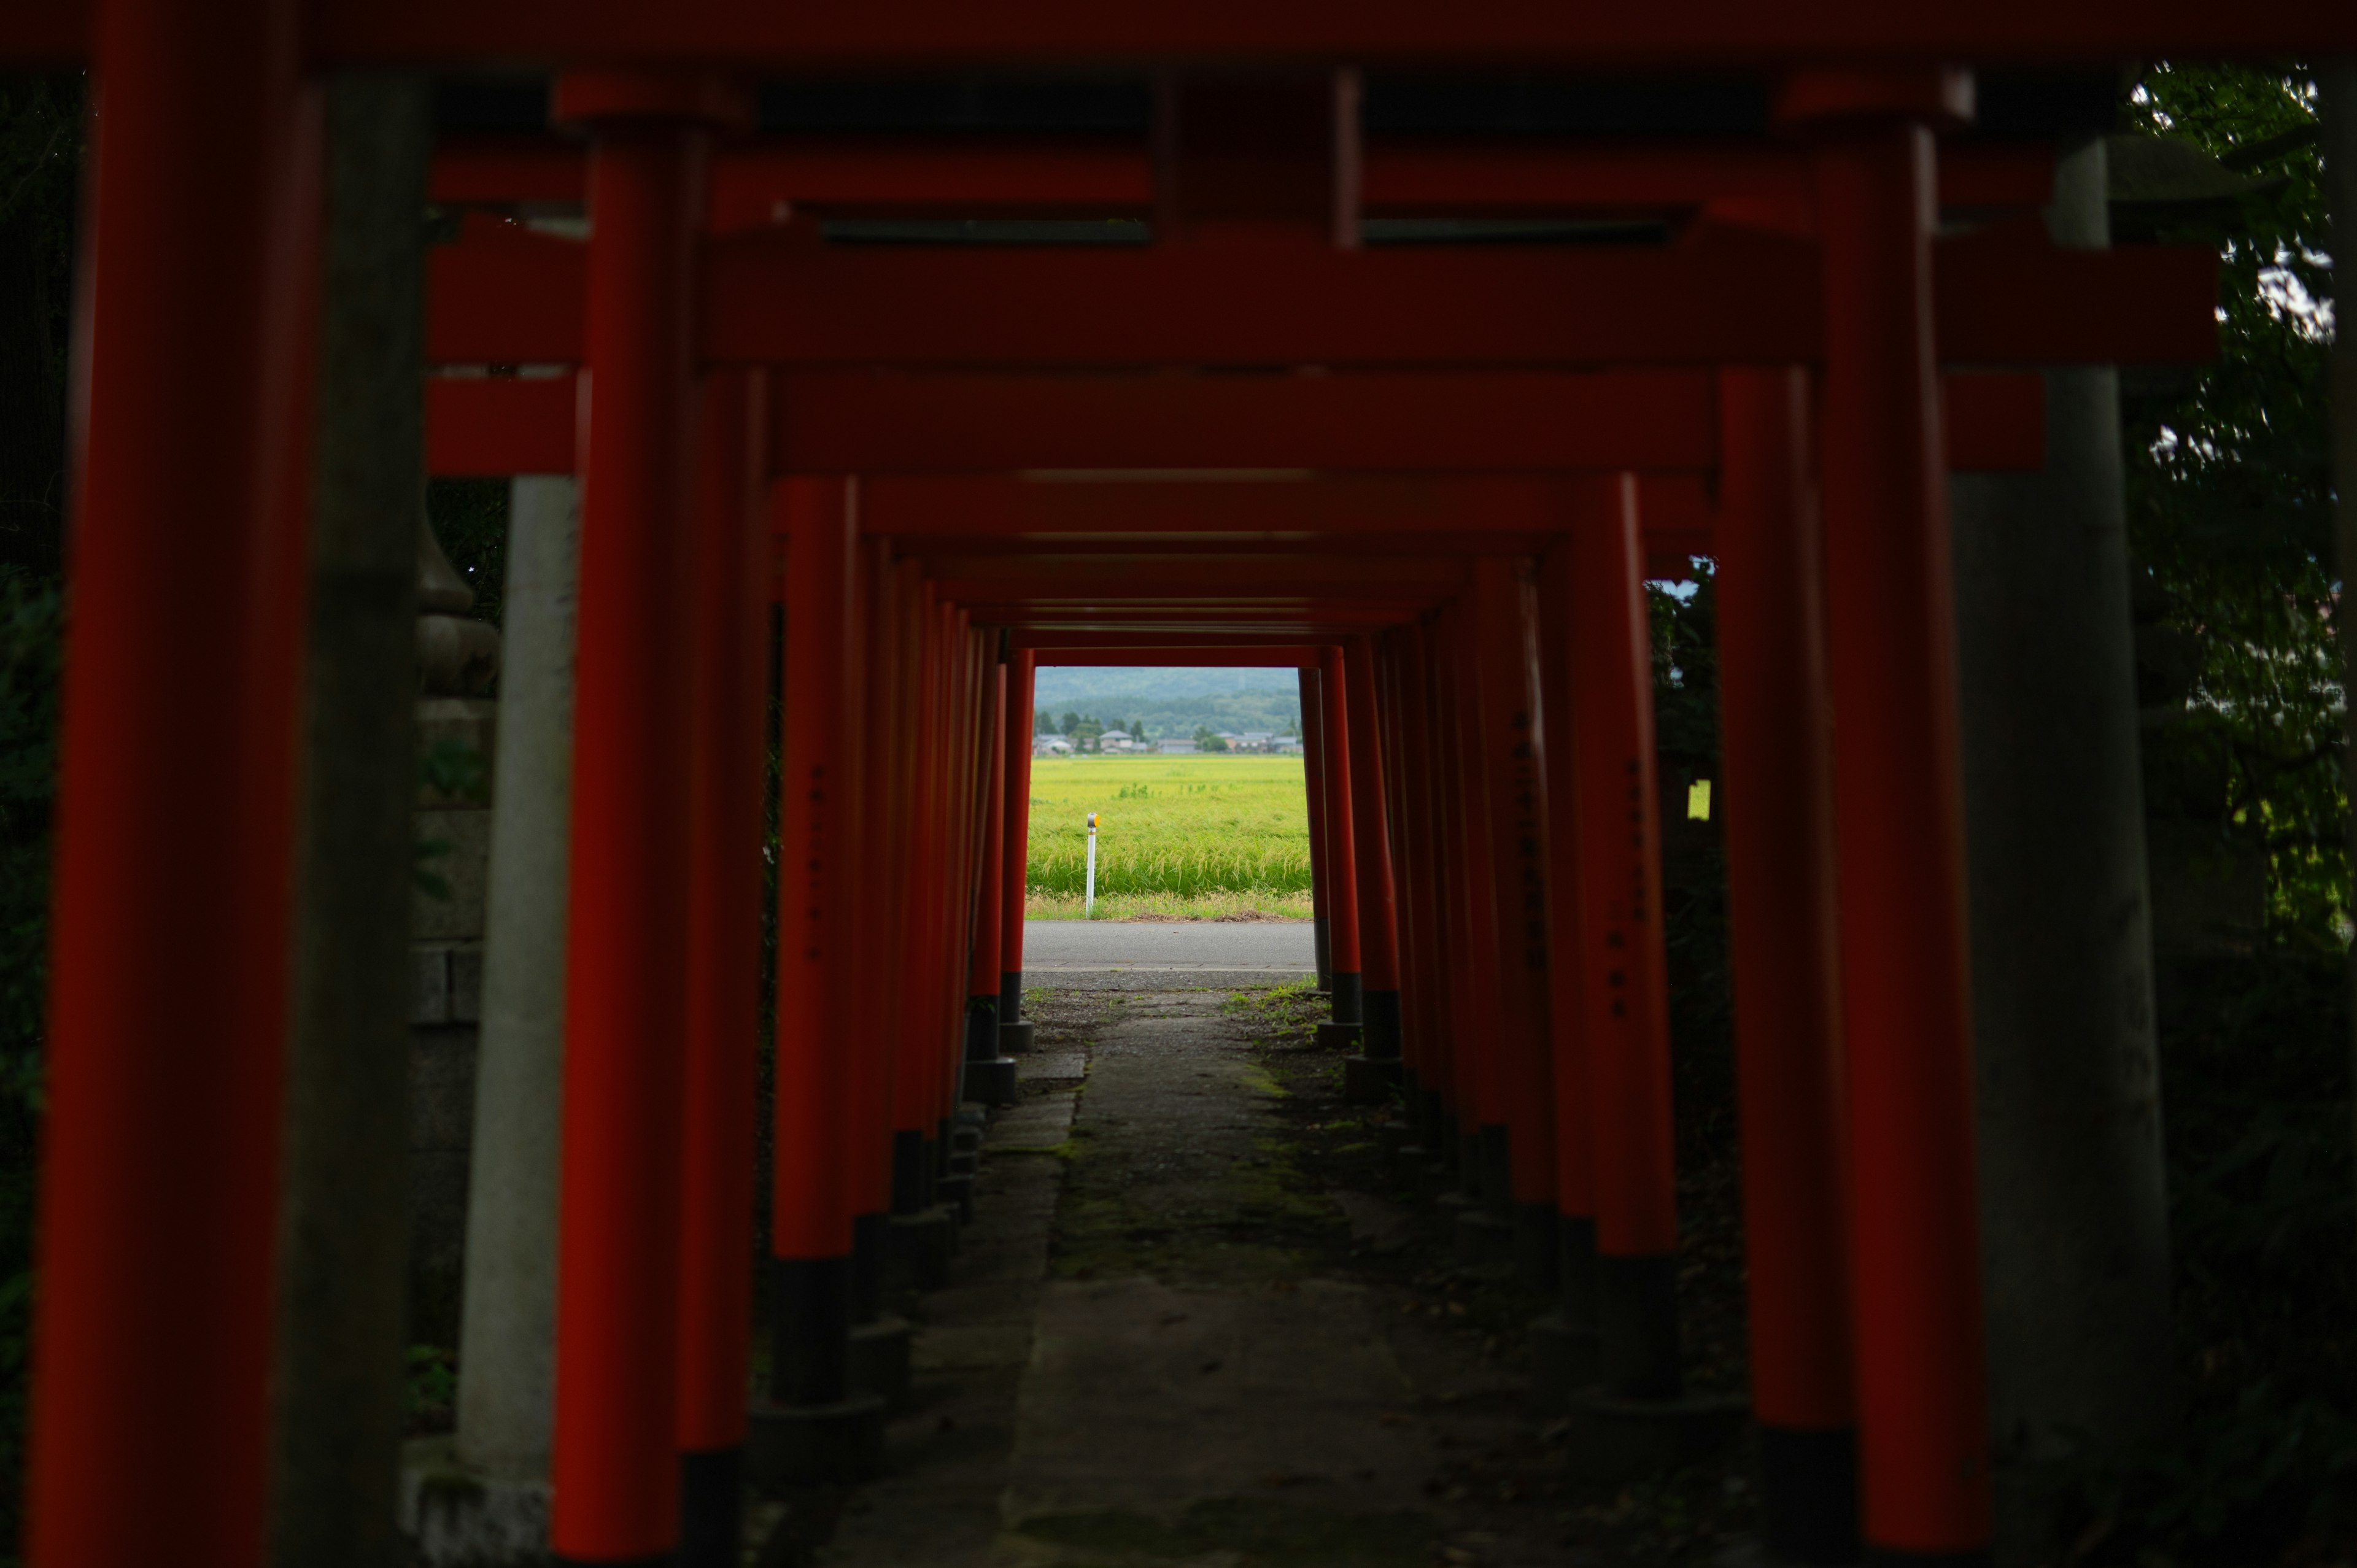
xmin=12 ymin=3 xmax=2334 ymax=1567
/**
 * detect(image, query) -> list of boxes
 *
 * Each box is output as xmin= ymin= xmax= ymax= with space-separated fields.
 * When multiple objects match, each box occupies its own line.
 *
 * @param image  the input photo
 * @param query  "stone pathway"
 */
xmin=803 ymin=986 xmax=1601 ymax=1568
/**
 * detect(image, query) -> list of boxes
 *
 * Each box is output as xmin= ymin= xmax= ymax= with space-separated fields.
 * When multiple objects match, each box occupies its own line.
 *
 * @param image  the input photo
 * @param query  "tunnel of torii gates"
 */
xmin=14 ymin=1 xmax=2355 ymax=1565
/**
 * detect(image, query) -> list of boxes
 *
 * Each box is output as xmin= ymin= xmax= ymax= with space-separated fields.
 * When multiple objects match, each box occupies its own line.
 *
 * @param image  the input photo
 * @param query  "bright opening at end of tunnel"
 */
xmin=1026 ymin=666 xmax=1311 ymax=922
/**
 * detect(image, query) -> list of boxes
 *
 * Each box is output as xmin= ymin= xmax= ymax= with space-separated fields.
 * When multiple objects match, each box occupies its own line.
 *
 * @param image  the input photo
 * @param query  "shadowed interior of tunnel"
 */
xmin=12 ymin=26 xmax=2357 ymax=1568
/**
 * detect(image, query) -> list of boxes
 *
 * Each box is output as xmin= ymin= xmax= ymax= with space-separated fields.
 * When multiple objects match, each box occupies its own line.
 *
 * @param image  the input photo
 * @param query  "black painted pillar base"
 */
xmin=1418 ymin=1087 xmax=1450 ymax=1157
xmin=1477 ymin=1123 xmax=1512 ymax=1217
xmin=890 ymin=1130 xmax=926 ymax=1216
xmin=1312 ymin=913 xmax=1332 ymax=992
xmin=1529 ymin=1309 xmax=1602 ymax=1410
xmin=747 ymin=1393 xmax=885 ymax=1486
xmin=1315 ymin=1019 xmax=1363 ymax=1052
xmin=749 ymin=1252 xmax=889 ymax=1483
xmin=1558 ymin=1213 xmax=1600 ymax=1322
xmin=1329 ymin=969 xmax=1363 ymax=1025
xmin=678 ymin=1446 xmax=741 ymax=1568
xmin=553 ymin=1556 xmax=668 ymax=1567
xmin=1558 ymin=1388 xmax=1748 ymax=1479
xmin=964 ymin=995 xmax=998 ymax=1060
xmin=1455 ymin=1130 xmax=1484 ymax=1200
xmin=770 ymin=1255 xmax=853 ymax=1405
xmin=1530 ymin=1212 xmax=1604 ymax=1409
xmin=885 ymin=1207 xmax=956 ymax=1292
xmin=849 ymin=1314 xmax=914 ymax=1409
xmin=1452 ymin=1206 xmax=1515 ymax=1276
xmin=850 ymin=1211 xmax=886 ymax=1323
xmin=1512 ymin=1202 xmax=1560 ymax=1292
xmin=1360 ymin=989 xmax=1403 ymax=1060
xmin=1760 ymin=1424 xmax=1862 ymax=1565
xmin=963 ymin=1055 xmax=1019 ymax=1106
xmin=999 ymin=969 xmax=1035 ymax=1052
xmin=1596 ymin=1251 xmax=1683 ymax=1399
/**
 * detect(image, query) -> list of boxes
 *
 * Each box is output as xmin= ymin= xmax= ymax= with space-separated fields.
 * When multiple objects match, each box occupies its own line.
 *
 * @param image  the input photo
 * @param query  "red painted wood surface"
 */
xmin=676 ymin=368 xmax=767 ymax=1455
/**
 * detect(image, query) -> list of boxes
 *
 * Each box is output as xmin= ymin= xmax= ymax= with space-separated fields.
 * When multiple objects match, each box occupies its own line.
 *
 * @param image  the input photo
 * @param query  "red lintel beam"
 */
xmin=427 ymin=218 xmax=2215 ymax=368
xmin=1364 ymin=137 xmax=2054 ymax=214
xmin=861 ymin=473 xmax=1693 ymax=544
xmin=964 ymin=607 xmax=1417 ymax=628
xmin=921 ymin=552 xmax=1469 ymax=592
xmin=770 ymin=369 xmax=1717 ymax=474
xmin=427 ymin=371 xmax=2042 ymax=477
xmin=1029 ymin=647 xmax=1326 ymax=666
xmin=12 ymin=0 xmax=2354 ymax=70
xmin=428 ymin=133 xmax=2052 ymax=218
xmin=1014 ymin=629 xmax=1342 ymax=650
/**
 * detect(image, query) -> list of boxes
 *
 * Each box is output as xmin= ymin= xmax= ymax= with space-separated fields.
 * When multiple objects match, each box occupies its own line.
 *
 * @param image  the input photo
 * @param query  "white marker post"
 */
xmin=1085 ymin=811 xmax=1099 ymax=918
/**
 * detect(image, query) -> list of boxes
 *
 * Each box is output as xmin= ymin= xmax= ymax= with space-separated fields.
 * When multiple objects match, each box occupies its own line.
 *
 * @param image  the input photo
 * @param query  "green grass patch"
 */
xmin=1026 ymin=756 xmax=1309 ymax=900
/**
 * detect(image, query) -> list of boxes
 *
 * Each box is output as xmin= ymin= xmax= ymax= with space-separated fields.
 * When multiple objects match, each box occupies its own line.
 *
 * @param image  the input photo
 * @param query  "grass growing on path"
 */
xmin=1026 ymin=755 xmax=1312 ymax=920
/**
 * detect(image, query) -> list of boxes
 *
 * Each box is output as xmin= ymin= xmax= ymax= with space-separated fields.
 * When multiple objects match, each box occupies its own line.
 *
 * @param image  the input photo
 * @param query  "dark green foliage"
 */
xmin=2123 ymin=65 xmax=2344 ymax=938
xmin=426 ymin=477 xmax=509 ymax=627
xmin=1647 ymin=570 xmax=1738 ymax=1173
xmin=0 ymin=75 xmax=77 ymax=1560
xmin=2038 ymin=64 xmax=2357 ymax=1564
xmin=0 ymin=574 xmax=58 ymax=1553
xmin=2048 ymin=946 xmax=2357 ymax=1563
xmin=0 ymin=77 xmax=79 ymax=581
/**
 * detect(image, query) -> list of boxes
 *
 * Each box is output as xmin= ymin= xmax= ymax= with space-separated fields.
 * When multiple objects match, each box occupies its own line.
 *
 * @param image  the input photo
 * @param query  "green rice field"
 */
xmin=1023 ymin=755 xmax=1313 ymax=921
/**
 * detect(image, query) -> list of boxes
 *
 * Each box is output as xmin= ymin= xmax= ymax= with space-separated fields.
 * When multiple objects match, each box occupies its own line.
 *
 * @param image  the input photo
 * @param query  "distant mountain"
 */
xmin=1031 ymin=665 xmax=1302 ymax=740
xmin=1031 ymin=665 xmax=1301 ymax=707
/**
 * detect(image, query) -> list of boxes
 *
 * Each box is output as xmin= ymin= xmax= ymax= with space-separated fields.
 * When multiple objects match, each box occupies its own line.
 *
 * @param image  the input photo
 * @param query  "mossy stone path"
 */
xmin=806 ymin=985 xmax=1581 ymax=1568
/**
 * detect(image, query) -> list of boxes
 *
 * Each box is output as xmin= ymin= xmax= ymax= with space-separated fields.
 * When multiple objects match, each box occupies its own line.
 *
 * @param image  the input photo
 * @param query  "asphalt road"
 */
xmin=1015 ymin=919 xmax=1315 ymax=991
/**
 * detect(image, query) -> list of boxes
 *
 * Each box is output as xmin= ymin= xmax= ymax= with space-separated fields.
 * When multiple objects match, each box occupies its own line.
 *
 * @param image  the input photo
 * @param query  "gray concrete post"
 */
xmin=452 ymin=474 xmax=580 ymax=1481
xmin=1950 ymin=136 xmax=2180 ymax=1559
xmin=269 ymin=73 xmax=432 ymax=1568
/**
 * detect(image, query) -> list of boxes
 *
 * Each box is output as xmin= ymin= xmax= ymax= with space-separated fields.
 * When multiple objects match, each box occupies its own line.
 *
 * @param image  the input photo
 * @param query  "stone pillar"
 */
xmin=407 ymin=513 xmax=503 ymax=1351
xmin=269 ymin=72 xmax=432 ymax=1568
xmin=457 ymin=475 xmax=579 ymax=1469
xmin=1950 ymin=136 xmax=2178 ymax=1559
xmin=400 ymin=476 xmax=577 ymax=1561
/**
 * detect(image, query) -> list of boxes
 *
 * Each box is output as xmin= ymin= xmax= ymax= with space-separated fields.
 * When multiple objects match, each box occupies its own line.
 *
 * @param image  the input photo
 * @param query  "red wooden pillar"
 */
xmin=1468 ymin=560 xmax=1559 ymax=1283
xmin=764 ymin=474 xmax=886 ymax=1472
xmin=1390 ymin=624 xmax=1454 ymax=1151
xmin=933 ymin=612 xmax=976 ymax=1132
xmin=889 ymin=573 xmax=944 ymax=1216
xmin=848 ymin=538 xmax=903 ymax=1313
xmin=1316 ymin=646 xmax=1364 ymax=1024
xmin=548 ymin=72 xmax=742 ymax=1567
xmin=1441 ymin=605 xmax=1509 ymax=1199
xmin=1299 ymin=666 xmax=1334 ymax=992
xmin=675 ymin=368 xmax=768 ymax=1562
xmin=965 ymin=661 xmax=1010 ymax=1081
xmin=1531 ymin=506 xmax=1600 ymax=1390
xmin=1782 ymin=68 xmax=1992 ymax=1561
xmin=29 ymin=1 xmax=315 ymax=1559
xmin=1565 ymin=476 xmax=1682 ymax=1400
xmin=1716 ymin=368 xmax=1860 ymax=1560
xmin=1342 ymin=636 xmax=1404 ymax=1087
xmin=999 ymin=651 xmax=1039 ymax=1045
xmin=1373 ymin=633 xmax=1423 ymax=1109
